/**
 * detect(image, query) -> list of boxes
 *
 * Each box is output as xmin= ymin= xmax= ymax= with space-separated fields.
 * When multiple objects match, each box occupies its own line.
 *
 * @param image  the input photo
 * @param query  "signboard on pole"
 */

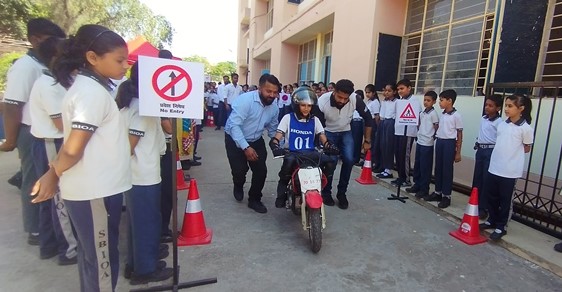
xmin=138 ymin=55 xmax=204 ymax=119
xmin=396 ymin=99 xmax=419 ymax=126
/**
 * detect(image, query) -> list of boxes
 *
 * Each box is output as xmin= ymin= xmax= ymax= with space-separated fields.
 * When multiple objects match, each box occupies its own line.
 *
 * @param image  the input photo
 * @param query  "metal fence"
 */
xmin=485 ymin=81 xmax=562 ymax=239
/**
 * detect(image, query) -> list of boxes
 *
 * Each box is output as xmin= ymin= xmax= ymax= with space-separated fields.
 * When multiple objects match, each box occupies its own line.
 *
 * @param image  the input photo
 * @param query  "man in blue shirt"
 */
xmin=224 ymin=74 xmax=280 ymax=213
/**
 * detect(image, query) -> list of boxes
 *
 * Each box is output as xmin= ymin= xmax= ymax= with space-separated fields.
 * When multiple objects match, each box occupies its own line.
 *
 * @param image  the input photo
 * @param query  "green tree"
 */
xmin=0 ymin=0 xmax=174 ymax=48
xmin=209 ymin=61 xmax=237 ymax=81
xmin=183 ymin=55 xmax=211 ymax=74
xmin=0 ymin=52 xmax=25 ymax=91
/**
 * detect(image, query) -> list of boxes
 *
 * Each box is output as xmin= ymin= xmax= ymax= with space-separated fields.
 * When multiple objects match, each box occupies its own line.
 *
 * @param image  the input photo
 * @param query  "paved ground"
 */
xmin=1 ymin=128 xmax=561 ymax=291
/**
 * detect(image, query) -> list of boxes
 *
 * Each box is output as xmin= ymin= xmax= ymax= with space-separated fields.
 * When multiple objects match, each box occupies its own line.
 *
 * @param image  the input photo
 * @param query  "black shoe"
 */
xmin=125 ymin=260 xmax=167 ymax=279
xmin=8 ymin=171 xmax=22 ymax=189
xmin=372 ymin=167 xmax=383 ymax=173
xmin=233 ymin=186 xmax=244 ymax=202
xmin=479 ymin=221 xmax=496 ymax=230
xmin=405 ymin=186 xmax=420 ymax=193
xmin=188 ymin=160 xmax=202 ymax=166
xmin=489 ymin=228 xmax=507 ymax=241
xmin=322 ymin=195 xmax=335 ymax=206
xmin=402 ymin=180 xmax=412 ymax=187
xmin=275 ymin=196 xmax=287 ymax=208
xmin=376 ymin=172 xmax=393 ymax=179
xmin=554 ymin=242 xmax=562 ymax=253
xmin=414 ymin=191 xmax=428 ymax=199
xmin=390 ymin=179 xmax=404 ymax=187
xmin=160 ymin=235 xmax=172 ymax=243
xmin=337 ymin=194 xmax=348 ymax=209
xmin=354 ymin=161 xmax=364 ymax=167
xmin=180 ymin=160 xmax=191 ymax=170
xmin=58 ymin=256 xmax=77 ymax=266
xmin=159 ymin=243 xmax=169 ymax=253
xmin=424 ymin=192 xmax=442 ymax=202
xmin=193 ymin=155 xmax=202 ymax=160
xmin=40 ymin=248 xmax=58 ymax=260
xmin=27 ymin=233 xmax=40 ymax=246
xmin=130 ymin=267 xmax=174 ymax=285
xmin=438 ymin=196 xmax=451 ymax=208
xmin=158 ymin=248 xmax=169 ymax=259
xmin=479 ymin=209 xmax=489 ymax=220
xmin=248 ymin=201 xmax=267 ymax=213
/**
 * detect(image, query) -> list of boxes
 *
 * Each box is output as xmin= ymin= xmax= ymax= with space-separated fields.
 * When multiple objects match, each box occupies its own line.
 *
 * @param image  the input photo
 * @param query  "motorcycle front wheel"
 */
xmin=308 ymin=208 xmax=322 ymax=253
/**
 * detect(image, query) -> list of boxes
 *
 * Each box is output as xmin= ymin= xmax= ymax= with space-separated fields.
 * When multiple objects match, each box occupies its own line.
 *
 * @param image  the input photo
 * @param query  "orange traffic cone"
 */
xmin=178 ymin=179 xmax=213 ymax=246
xmin=355 ymin=150 xmax=376 ymax=185
xmin=449 ymin=187 xmax=487 ymax=245
xmin=176 ymin=153 xmax=190 ymax=190
xmin=206 ymin=110 xmax=215 ymax=127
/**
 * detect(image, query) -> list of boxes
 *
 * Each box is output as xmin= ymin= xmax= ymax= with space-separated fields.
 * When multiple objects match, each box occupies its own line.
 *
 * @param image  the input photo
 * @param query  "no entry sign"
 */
xmin=138 ymin=55 xmax=204 ymax=119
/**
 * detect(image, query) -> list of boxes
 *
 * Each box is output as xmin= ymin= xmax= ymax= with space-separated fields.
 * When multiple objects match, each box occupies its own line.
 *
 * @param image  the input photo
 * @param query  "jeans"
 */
xmin=324 ymin=130 xmax=354 ymax=195
xmin=412 ymin=143 xmax=434 ymax=193
xmin=17 ymin=125 xmax=40 ymax=233
xmin=127 ymin=184 xmax=162 ymax=276
xmin=225 ymin=134 xmax=268 ymax=202
xmin=350 ymin=120 xmax=364 ymax=164
xmin=472 ymin=148 xmax=494 ymax=211
xmin=434 ymin=139 xmax=456 ymax=197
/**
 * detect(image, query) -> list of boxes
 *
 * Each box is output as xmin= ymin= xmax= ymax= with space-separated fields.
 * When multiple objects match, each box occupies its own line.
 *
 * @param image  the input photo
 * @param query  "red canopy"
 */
xmin=127 ymin=36 xmax=180 ymax=64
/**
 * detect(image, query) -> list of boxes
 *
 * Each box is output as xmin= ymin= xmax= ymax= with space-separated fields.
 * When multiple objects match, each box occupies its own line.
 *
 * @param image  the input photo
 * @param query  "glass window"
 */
xmin=416 ymin=27 xmax=449 ymax=94
xmin=405 ymin=0 xmax=426 ymax=33
xmin=400 ymin=34 xmax=422 ymax=87
xmin=298 ymin=39 xmax=317 ymax=83
xmin=453 ymin=0 xmax=486 ymax=21
xmin=266 ymin=0 xmax=274 ymax=31
xmin=425 ymin=0 xmax=452 ymax=29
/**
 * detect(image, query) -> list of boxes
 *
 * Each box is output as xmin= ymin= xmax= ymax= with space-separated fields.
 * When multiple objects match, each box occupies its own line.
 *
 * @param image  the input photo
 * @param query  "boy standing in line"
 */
xmin=406 ymin=91 xmax=439 ymax=199
xmin=424 ymin=89 xmax=463 ymax=208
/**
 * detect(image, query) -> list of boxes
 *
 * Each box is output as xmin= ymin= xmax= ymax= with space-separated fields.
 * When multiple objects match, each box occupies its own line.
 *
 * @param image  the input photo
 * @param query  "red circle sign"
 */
xmin=151 ymin=65 xmax=193 ymax=102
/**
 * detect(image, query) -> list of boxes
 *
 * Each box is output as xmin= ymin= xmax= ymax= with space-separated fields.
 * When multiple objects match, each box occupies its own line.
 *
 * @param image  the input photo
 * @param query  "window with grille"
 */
xmin=298 ymin=39 xmax=317 ymax=83
xmin=541 ymin=0 xmax=562 ymax=83
xmin=266 ymin=0 xmax=274 ymax=31
xmin=399 ymin=0 xmax=497 ymax=96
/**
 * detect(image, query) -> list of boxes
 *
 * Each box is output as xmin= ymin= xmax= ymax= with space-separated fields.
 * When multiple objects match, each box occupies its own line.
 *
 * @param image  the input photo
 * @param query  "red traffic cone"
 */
xmin=176 ymin=153 xmax=190 ymax=190
xmin=449 ymin=187 xmax=487 ymax=245
xmin=206 ymin=110 xmax=215 ymax=127
xmin=178 ymin=179 xmax=213 ymax=246
xmin=355 ymin=150 xmax=376 ymax=185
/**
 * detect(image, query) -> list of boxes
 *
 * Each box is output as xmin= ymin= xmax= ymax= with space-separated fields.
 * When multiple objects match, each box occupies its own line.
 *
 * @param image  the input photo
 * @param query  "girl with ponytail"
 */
xmin=31 ymin=24 xmax=131 ymax=291
xmin=480 ymin=94 xmax=534 ymax=241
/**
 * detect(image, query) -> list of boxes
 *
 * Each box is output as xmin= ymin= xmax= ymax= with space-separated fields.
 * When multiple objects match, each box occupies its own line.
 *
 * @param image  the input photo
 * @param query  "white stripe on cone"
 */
xmin=465 ymin=204 xmax=478 ymax=216
xmin=176 ymin=160 xmax=182 ymax=170
xmin=186 ymin=199 xmax=202 ymax=213
xmin=363 ymin=160 xmax=371 ymax=168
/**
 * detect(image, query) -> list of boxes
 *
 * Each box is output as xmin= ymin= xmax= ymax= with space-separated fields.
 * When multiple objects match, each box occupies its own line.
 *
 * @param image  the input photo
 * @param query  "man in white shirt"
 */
xmin=224 ymin=73 xmax=243 ymax=119
xmin=216 ymin=75 xmax=230 ymax=129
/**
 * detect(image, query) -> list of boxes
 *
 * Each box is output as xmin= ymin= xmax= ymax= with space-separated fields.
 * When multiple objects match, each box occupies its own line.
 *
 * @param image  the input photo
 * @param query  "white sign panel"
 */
xmin=395 ymin=99 xmax=419 ymax=126
xmin=138 ymin=55 xmax=204 ymax=119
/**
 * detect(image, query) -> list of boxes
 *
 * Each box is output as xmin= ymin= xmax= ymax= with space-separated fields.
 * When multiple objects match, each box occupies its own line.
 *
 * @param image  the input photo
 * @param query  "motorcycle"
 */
xmin=278 ymin=152 xmax=328 ymax=253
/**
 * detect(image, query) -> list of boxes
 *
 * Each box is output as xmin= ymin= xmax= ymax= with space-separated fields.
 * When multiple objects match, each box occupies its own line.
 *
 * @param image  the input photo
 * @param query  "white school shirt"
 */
xmin=436 ymin=108 xmax=463 ymax=139
xmin=366 ymin=99 xmax=381 ymax=117
xmin=217 ymin=84 xmax=227 ymax=102
xmin=29 ymin=72 xmax=66 ymax=139
xmin=477 ymin=115 xmax=502 ymax=144
xmin=210 ymin=91 xmax=220 ymax=108
xmin=204 ymin=91 xmax=213 ymax=106
xmin=59 ymin=72 xmax=132 ymax=201
xmin=225 ymin=83 xmax=243 ymax=105
xmin=416 ymin=107 xmax=439 ymax=146
xmin=394 ymin=95 xmax=422 ymax=137
xmin=3 ymin=52 xmax=46 ymax=126
xmin=488 ymin=118 xmax=534 ymax=178
xmin=122 ymin=98 xmax=166 ymax=186
xmin=382 ymin=99 xmax=397 ymax=119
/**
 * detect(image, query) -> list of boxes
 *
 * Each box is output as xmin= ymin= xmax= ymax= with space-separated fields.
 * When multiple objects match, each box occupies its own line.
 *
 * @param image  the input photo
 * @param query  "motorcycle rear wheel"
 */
xmin=308 ymin=208 xmax=322 ymax=253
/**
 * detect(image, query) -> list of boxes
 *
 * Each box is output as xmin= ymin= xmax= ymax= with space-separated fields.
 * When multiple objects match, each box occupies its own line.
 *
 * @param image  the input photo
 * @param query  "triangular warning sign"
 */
xmin=400 ymin=103 xmax=417 ymax=119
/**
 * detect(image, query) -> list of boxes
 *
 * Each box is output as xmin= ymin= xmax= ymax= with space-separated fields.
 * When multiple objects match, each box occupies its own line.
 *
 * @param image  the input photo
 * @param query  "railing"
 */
xmin=484 ymin=81 xmax=562 ymax=239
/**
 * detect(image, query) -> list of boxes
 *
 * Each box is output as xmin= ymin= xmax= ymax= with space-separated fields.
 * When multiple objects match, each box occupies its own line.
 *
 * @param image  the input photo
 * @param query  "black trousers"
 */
xmin=225 ymin=134 xmax=268 ymax=202
xmin=485 ymin=172 xmax=516 ymax=230
xmin=160 ymin=142 xmax=173 ymax=235
xmin=395 ymin=135 xmax=414 ymax=181
xmin=277 ymin=151 xmax=336 ymax=197
xmin=380 ymin=119 xmax=395 ymax=170
xmin=472 ymin=147 xmax=494 ymax=211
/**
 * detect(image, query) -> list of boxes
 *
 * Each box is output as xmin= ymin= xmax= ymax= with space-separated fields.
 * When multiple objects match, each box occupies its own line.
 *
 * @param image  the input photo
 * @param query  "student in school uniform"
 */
xmin=117 ymin=63 xmax=173 ymax=285
xmin=424 ymin=89 xmax=463 ymax=209
xmin=365 ymin=84 xmax=381 ymax=170
xmin=1 ymin=18 xmax=66 ymax=245
xmin=29 ymin=36 xmax=78 ymax=265
xmin=405 ymin=91 xmax=439 ymax=199
xmin=471 ymin=94 xmax=503 ymax=219
xmin=376 ymin=83 xmax=398 ymax=179
xmin=31 ymin=24 xmax=132 ymax=291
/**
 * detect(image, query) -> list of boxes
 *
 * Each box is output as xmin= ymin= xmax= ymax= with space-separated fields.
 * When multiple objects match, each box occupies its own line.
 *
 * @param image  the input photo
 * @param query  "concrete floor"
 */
xmin=1 ymin=128 xmax=561 ymax=291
